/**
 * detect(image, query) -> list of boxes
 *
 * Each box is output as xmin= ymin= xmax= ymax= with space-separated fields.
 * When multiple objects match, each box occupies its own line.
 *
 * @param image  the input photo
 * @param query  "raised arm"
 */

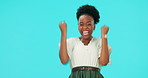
xmin=59 ymin=22 xmax=69 ymax=64
xmin=99 ymin=26 xmax=110 ymax=66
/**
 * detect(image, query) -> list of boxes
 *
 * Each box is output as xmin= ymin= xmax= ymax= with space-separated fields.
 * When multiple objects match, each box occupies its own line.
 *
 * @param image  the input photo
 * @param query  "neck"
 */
xmin=80 ymin=36 xmax=93 ymax=45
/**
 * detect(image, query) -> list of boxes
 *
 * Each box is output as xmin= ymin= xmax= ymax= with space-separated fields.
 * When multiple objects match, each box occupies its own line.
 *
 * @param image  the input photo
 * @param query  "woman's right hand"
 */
xmin=59 ymin=21 xmax=69 ymax=64
xmin=59 ymin=22 xmax=67 ymax=34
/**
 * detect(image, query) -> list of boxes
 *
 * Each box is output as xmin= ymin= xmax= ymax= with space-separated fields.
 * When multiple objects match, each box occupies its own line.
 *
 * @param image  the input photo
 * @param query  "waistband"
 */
xmin=72 ymin=66 xmax=100 ymax=72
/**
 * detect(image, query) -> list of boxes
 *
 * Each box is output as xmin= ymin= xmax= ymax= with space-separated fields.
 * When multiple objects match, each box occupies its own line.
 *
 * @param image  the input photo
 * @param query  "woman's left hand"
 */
xmin=101 ymin=26 xmax=109 ymax=35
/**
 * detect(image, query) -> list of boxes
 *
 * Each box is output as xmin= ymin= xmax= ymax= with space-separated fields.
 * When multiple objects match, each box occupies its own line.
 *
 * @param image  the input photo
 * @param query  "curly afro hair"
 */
xmin=76 ymin=5 xmax=100 ymax=24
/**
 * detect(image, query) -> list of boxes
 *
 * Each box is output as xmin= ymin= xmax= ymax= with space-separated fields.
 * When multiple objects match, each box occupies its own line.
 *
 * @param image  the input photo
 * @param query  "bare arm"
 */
xmin=99 ymin=26 xmax=110 ymax=66
xmin=59 ymin=22 xmax=69 ymax=64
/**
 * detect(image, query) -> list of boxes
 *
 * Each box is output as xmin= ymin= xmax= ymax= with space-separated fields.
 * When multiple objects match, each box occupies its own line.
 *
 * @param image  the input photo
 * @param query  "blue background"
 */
xmin=0 ymin=0 xmax=148 ymax=78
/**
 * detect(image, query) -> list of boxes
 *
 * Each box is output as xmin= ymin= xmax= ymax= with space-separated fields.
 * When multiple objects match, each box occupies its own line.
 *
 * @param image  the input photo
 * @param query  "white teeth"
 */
xmin=83 ymin=31 xmax=89 ymax=35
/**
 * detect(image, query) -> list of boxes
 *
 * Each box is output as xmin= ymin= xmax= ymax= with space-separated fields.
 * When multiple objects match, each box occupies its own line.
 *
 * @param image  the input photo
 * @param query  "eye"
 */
xmin=87 ymin=23 xmax=92 ymax=26
xmin=79 ymin=23 xmax=83 ymax=26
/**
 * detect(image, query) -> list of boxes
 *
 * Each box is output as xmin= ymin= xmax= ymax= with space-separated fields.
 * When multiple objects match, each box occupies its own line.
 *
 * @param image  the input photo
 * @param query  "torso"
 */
xmin=67 ymin=37 xmax=102 ymax=69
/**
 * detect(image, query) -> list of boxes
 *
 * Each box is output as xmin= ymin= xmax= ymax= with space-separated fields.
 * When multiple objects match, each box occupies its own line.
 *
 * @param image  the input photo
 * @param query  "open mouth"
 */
xmin=83 ymin=31 xmax=89 ymax=36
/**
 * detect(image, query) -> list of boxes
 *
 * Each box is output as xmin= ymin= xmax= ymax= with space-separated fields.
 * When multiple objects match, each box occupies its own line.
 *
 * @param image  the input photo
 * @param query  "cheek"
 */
xmin=88 ymin=26 xmax=94 ymax=30
xmin=78 ymin=26 xmax=82 ymax=31
xmin=89 ymin=27 xmax=94 ymax=34
xmin=78 ymin=27 xmax=83 ymax=34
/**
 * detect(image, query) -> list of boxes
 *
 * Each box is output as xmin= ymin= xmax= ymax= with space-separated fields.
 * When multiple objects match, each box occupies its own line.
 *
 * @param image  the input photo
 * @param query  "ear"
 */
xmin=93 ymin=25 xmax=96 ymax=30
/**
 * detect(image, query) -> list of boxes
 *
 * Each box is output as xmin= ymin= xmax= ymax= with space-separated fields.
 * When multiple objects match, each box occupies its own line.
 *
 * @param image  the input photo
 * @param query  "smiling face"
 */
xmin=78 ymin=14 xmax=95 ymax=40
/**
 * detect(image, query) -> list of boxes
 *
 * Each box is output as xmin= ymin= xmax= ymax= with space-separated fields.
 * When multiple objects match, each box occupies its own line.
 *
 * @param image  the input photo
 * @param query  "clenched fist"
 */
xmin=59 ymin=22 xmax=67 ymax=34
xmin=101 ymin=26 xmax=109 ymax=35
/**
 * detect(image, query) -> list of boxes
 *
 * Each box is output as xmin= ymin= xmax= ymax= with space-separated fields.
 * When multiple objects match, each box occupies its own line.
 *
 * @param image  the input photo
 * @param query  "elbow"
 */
xmin=61 ymin=60 xmax=68 ymax=64
xmin=99 ymin=59 xmax=109 ymax=66
xmin=60 ymin=56 xmax=69 ymax=64
xmin=100 ymin=62 xmax=108 ymax=66
xmin=59 ymin=51 xmax=69 ymax=64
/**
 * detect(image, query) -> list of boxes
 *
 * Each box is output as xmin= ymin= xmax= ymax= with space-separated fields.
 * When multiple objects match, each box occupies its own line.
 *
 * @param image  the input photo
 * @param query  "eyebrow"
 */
xmin=86 ymin=21 xmax=92 ymax=23
xmin=79 ymin=21 xmax=93 ymax=23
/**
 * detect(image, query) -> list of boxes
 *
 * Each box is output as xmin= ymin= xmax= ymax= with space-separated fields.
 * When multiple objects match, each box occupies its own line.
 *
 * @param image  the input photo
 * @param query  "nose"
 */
xmin=82 ymin=25 xmax=88 ymax=29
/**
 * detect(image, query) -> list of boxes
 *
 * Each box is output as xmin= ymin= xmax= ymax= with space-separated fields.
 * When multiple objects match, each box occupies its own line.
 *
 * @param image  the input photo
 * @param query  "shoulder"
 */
xmin=93 ymin=37 xmax=101 ymax=43
xmin=67 ymin=37 xmax=78 ymax=41
xmin=92 ymin=37 xmax=102 ymax=46
xmin=93 ymin=37 xmax=112 ymax=50
xmin=93 ymin=37 xmax=101 ymax=41
xmin=67 ymin=37 xmax=78 ymax=44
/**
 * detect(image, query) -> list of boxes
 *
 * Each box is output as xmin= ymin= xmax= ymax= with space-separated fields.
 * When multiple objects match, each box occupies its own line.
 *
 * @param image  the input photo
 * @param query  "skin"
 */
xmin=78 ymin=15 xmax=95 ymax=45
xmin=59 ymin=14 xmax=110 ymax=65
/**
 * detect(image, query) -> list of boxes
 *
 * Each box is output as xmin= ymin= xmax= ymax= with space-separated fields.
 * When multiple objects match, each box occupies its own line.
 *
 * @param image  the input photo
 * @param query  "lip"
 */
xmin=82 ymin=30 xmax=89 ymax=36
